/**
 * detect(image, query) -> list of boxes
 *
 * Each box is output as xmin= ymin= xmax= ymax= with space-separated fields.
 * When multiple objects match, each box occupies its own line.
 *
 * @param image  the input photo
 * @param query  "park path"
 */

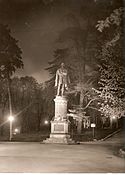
xmin=0 ymin=138 xmax=124 ymax=173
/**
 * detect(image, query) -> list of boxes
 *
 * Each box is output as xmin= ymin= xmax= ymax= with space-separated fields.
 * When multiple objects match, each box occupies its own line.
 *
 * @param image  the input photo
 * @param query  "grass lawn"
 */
xmin=0 ymin=128 xmax=121 ymax=142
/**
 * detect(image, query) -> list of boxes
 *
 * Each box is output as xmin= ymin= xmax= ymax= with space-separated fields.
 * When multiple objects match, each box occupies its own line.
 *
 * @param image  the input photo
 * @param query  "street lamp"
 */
xmin=8 ymin=115 xmax=14 ymax=141
xmin=91 ymin=123 xmax=96 ymax=140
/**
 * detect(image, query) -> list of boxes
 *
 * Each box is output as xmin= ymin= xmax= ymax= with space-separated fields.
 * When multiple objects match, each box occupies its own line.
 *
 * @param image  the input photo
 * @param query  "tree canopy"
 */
xmin=94 ymin=7 xmax=125 ymax=121
xmin=0 ymin=24 xmax=23 ymax=79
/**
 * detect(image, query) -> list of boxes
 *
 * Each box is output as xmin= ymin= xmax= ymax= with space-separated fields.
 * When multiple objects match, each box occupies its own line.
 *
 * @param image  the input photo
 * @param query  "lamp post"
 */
xmin=7 ymin=76 xmax=14 ymax=141
xmin=91 ymin=123 xmax=96 ymax=140
xmin=8 ymin=115 xmax=14 ymax=141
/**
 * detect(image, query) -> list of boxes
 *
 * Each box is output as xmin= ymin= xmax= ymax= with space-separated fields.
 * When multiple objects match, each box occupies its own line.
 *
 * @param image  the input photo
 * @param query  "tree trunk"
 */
xmin=80 ymin=90 xmax=84 ymax=106
xmin=37 ymin=102 xmax=41 ymax=132
xmin=110 ymin=117 xmax=113 ymax=129
xmin=0 ymin=108 xmax=4 ymax=136
xmin=7 ymin=77 xmax=12 ymax=117
xmin=77 ymin=120 xmax=82 ymax=134
xmin=0 ymin=95 xmax=8 ymax=136
xmin=116 ymin=117 xmax=119 ymax=129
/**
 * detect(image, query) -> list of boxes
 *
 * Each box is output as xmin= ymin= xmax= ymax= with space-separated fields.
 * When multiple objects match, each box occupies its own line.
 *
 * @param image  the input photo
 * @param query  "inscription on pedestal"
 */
xmin=54 ymin=124 xmax=64 ymax=131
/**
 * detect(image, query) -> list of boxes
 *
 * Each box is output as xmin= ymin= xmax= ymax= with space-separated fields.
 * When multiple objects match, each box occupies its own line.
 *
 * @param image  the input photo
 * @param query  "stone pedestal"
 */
xmin=43 ymin=96 xmax=75 ymax=144
xmin=54 ymin=96 xmax=67 ymax=120
xmin=51 ymin=120 xmax=69 ymax=134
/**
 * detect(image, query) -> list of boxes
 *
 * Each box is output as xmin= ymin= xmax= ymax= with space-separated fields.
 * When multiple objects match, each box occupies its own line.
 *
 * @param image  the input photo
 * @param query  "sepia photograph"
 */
xmin=0 ymin=0 xmax=125 ymax=173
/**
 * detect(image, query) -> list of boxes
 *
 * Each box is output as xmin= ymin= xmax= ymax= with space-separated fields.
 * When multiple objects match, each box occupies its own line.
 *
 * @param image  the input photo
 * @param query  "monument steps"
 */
xmin=43 ymin=136 xmax=76 ymax=144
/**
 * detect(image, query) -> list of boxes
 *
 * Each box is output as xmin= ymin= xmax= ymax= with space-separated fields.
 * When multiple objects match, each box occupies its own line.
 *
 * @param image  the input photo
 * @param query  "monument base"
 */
xmin=43 ymin=120 xmax=75 ymax=144
xmin=43 ymin=133 xmax=75 ymax=144
xmin=42 ymin=95 xmax=75 ymax=144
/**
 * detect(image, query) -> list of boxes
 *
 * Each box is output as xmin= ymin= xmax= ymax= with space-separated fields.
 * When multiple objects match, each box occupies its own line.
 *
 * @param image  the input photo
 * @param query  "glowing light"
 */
xmin=14 ymin=128 xmax=18 ymax=132
xmin=91 ymin=123 xmax=96 ymax=128
xmin=8 ymin=115 xmax=14 ymax=122
xmin=112 ymin=116 xmax=116 ymax=119
xmin=44 ymin=120 xmax=49 ymax=124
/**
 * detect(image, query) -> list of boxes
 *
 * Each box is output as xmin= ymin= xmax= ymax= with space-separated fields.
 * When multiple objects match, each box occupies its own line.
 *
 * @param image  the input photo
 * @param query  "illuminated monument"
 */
xmin=44 ymin=63 xmax=75 ymax=144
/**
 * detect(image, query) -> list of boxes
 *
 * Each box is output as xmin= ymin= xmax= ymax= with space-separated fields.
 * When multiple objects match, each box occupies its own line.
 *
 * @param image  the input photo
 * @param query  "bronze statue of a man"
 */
xmin=55 ymin=63 xmax=70 ymax=96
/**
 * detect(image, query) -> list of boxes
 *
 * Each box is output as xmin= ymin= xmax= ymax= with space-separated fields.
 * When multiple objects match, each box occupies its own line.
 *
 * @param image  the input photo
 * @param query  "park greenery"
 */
xmin=0 ymin=0 xmax=124 ymax=138
xmin=94 ymin=7 xmax=125 ymax=128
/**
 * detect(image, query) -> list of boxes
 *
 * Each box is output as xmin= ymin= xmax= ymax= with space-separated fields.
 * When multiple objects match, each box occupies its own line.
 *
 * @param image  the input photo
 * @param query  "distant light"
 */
xmin=44 ymin=120 xmax=49 ymax=124
xmin=8 ymin=115 xmax=14 ymax=122
xmin=91 ymin=123 xmax=96 ymax=128
xmin=112 ymin=116 xmax=116 ymax=119
xmin=14 ymin=128 xmax=18 ymax=133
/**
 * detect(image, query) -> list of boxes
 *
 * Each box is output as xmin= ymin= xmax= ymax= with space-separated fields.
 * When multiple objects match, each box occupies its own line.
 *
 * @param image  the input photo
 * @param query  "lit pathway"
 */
xmin=0 ymin=139 xmax=124 ymax=173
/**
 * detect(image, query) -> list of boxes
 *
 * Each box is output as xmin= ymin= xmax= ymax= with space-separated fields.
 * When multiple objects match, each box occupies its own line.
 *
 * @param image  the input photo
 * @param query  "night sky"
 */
xmin=0 ymin=0 xmax=86 ymax=83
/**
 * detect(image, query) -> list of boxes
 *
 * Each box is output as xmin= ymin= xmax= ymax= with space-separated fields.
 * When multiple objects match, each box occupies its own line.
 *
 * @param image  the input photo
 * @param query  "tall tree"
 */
xmin=0 ymin=24 xmax=23 ymax=134
xmin=0 ymin=24 xmax=23 ymax=79
xmin=2 ymin=76 xmax=44 ymax=133
xmin=46 ymin=2 xmax=100 ymax=106
xmin=94 ymin=7 xmax=125 ymax=128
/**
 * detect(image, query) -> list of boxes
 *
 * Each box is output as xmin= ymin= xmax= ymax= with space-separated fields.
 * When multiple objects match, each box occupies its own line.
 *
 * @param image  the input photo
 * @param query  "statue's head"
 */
xmin=61 ymin=62 xmax=65 ymax=68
